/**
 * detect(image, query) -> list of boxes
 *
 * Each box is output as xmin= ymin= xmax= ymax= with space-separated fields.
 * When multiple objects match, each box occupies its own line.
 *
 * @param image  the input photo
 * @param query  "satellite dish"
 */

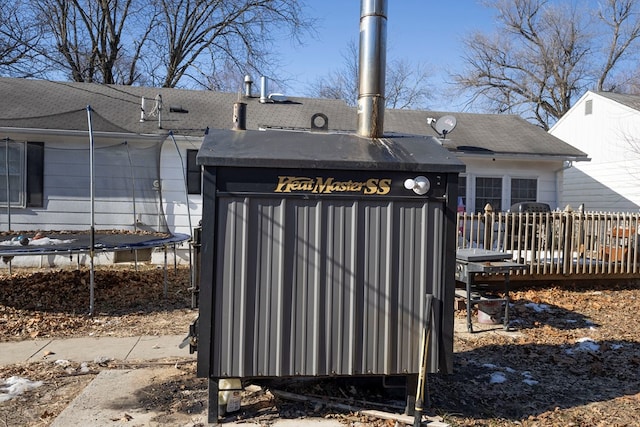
xmin=431 ymin=115 xmax=457 ymax=138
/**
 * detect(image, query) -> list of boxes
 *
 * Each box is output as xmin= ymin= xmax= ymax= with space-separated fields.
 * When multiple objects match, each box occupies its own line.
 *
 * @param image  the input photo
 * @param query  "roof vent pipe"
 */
xmin=260 ymin=76 xmax=268 ymax=103
xmin=357 ymin=0 xmax=387 ymax=139
xmin=244 ymin=75 xmax=253 ymax=97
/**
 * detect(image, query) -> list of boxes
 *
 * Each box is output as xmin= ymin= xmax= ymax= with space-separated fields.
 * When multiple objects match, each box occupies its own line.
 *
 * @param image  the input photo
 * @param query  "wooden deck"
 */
xmin=457 ymin=208 xmax=640 ymax=281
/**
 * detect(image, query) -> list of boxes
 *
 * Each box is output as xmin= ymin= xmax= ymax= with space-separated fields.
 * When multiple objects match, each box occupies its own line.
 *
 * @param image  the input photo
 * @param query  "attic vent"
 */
xmin=170 ymin=106 xmax=189 ymax=113
xmin=585 ymin=99 xmax=593 ymax=115
xmin=457 ymin=146 xmax=494 ymax=154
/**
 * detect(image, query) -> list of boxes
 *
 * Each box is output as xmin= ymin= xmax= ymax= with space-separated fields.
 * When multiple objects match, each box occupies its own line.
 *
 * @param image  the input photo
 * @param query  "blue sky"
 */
xmin=271 ymin=0 xmax=497 ymax=111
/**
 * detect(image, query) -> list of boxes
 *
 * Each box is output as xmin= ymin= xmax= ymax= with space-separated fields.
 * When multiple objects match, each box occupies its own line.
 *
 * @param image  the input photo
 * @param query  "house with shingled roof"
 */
xmin=550 ymin=90 xmax=640 ymax=212
xmin=0 ymin=77 xmax=588 ymax=254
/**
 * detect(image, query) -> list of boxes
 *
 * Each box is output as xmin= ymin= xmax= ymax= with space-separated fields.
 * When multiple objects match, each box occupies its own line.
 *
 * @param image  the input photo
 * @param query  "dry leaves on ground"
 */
xmin=1 ymin=267 xmax=640 ymax=426
xmin=0 ymin=265 xmax=196 ymax=342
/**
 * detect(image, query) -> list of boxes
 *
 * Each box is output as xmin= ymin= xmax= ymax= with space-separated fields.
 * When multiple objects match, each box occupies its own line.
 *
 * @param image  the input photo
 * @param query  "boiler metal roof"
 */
xmin=197 ymin=128 xmax=465 ymax=172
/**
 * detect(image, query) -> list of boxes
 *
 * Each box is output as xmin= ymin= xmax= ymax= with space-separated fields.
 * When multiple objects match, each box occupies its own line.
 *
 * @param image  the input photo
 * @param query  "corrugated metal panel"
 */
xmin=211 ymin=195 xmax=445 ymax=378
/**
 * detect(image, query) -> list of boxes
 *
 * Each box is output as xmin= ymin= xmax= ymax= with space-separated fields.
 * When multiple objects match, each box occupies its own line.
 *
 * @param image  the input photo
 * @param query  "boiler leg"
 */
xmin=405 ymin=374 xmax=418 ymax=416
xmin=208 ymin=377 xmax=219 ymax=424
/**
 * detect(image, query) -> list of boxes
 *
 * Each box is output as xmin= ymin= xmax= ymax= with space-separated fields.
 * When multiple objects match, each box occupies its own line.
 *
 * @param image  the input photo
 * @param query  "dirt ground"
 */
xmin=1 ymin=265 xmax=640 ymax=426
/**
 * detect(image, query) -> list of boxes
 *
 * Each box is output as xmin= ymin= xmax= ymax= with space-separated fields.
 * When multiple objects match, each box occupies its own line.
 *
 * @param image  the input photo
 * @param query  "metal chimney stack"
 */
xmin=357 ymin=0 xmax=387 ymax=138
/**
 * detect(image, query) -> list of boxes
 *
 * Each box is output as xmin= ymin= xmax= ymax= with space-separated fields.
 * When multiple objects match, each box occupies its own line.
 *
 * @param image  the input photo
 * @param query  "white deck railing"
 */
xmin=457 ymin=209 xmax=640 ymax=276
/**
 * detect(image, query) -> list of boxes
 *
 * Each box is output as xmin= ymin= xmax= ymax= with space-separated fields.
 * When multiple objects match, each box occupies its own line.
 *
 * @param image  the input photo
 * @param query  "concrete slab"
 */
xmin=51 ymin=367 xmax=347 ymax=427
xmin=0 ymin=340 xmax=51 ymax=365
xmin=126 ymin=335 xmax=195 ymax=361
xmin=257 ymin=420 xmax=344 ymax=426
xmin=50 ymin=368 xmax=178 ymax=427
xmin=29 ymin=336 xmax=140 ymax=363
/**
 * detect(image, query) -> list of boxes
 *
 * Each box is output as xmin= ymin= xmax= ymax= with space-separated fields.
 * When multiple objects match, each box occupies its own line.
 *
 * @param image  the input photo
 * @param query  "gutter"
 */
xmin=0 ymin=126 xmax=168 ymax=140
xmin=454 ymin=151 xmax=591 ymax=163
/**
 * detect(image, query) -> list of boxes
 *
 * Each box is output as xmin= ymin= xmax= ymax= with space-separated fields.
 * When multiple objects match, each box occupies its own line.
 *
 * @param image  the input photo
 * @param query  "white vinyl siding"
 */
xmin=160 ymin=136 xmax=203 ymax=235
xmin=551 ymin=92 xmax=640 ymax=212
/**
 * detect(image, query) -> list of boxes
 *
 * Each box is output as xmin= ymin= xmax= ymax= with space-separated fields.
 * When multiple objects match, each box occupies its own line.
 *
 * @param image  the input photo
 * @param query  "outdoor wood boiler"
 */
xmin=195 ymin=129 xmax=463 ymax=422
xmin=194 ymin=0 xmax=465 ymax=423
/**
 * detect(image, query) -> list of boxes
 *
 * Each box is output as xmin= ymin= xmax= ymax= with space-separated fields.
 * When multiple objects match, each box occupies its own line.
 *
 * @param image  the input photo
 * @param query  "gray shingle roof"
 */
xmin=0 ymin=77 xmax=587 ymax=159
xmin=594 ymin=91 xmax=640 ymax=111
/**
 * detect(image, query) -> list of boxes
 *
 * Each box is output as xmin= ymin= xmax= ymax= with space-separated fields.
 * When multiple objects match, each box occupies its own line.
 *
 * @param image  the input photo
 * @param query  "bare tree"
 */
xmin=0 ymin=0 xmax=43 ymax=77
xmin=307 ymin=40 xmax=359 ymax=106
xmin=454 ymin=0 xmax=640 ymax=129
xmin=9 ymin=0 xmax=310 ymax=88
xmin=151 ymin=0 xmax=312 ymax=89
xmin=30 ymin=0 xmax=157 ymax=84
xmin=596 ymin=0 xmax=640 ymax=91
xmin=309 ymin=40 xmax=433 ymax=109
xmin=386 ymin=59 xmax=432 ymax=109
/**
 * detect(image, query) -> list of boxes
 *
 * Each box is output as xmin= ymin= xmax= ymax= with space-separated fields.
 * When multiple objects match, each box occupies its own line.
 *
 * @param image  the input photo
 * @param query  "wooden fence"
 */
xmin=457 ymin=208 xmax=640 ymax=278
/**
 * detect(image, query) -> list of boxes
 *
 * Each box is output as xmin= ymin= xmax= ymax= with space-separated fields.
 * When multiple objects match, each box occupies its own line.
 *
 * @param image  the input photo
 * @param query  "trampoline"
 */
xmin=0 ymin=230 xmax=191 ymax=314
xmin=0 ymin=230 xmax=190 ymax=257
xmin=1 ymin=106 xmax=196 ymax=314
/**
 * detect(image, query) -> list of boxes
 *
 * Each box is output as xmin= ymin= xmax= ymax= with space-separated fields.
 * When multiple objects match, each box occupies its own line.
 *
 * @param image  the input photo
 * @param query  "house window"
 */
xmin=0 ymin=140 xmax=26 ymax=207
xmin=458 ymin=175 xmax=467 ymax=210
xmin=0 ymin=140 xmax=43 ymax=208
xmin=26 ymin=142 xmax=44 ymax=207
xmin=186 ymin=149 xmax=201 ymax=195
xmin=475 ymin=177 xmax=502 ymax=212
xmin=511 ymin=178 xmax=537 ymax=205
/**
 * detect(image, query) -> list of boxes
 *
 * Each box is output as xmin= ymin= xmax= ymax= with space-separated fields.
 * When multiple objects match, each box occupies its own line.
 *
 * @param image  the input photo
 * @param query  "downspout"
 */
xmin=555 ymin=160 xmax=574 ymax=211
xmin=357 ymin=0 xmax=387 ymax=138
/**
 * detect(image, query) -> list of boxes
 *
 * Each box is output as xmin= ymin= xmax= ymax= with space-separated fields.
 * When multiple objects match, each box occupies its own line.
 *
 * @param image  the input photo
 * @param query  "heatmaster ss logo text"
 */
xmin=274 ymin=176 xmax=391 ymax=195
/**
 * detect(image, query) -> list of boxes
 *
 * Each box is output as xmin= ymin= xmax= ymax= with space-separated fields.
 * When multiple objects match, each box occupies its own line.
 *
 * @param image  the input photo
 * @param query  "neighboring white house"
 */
xmin=550 ymin=91 xmax=640 ymax=212
xmin=0 ymin=78 xmax=589 ymax=264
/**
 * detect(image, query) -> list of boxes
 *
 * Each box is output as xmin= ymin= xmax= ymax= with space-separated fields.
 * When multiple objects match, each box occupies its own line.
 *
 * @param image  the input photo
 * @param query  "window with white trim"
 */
xmin=510 ymin=178 xmax=537 ymax=205
xmin=475 ymin=177 xmax=502 ymax=212
xmin=0 ymin=140 xmax=44 ymax=208
xmin=0 ymin=140 xmax=26 ymax=207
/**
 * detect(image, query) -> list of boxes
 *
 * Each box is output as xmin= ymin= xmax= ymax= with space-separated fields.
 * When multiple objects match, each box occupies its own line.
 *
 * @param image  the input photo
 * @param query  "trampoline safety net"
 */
xmin=1 ymin=137 xmax=168 ymax=234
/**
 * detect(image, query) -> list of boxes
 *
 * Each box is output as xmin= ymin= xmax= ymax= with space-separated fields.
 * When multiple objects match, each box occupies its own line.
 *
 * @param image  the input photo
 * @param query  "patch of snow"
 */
xmin=611 ymin=344 xmax=624 ymax=350
xmin=489 ymin=372 xmax=507 ymax=384
xmin=0 ymin=237 xmax=75 ymax=246
xmin=565 ymin=337 xmax=600 ymax=354
xmin=0 ymin=376 xmax=44 ymax=402
xmin=29 ymin=237 xmax=76 ymax=246
xmin=524 ymin=302 xmax=550 ymax=313
xmin=482 ymin=363 xmax=498 ymax=369
xmin=94 ymin=356 xmax=112 ymax=364
xmin=521 ymin=371 xmax=538 ymax=385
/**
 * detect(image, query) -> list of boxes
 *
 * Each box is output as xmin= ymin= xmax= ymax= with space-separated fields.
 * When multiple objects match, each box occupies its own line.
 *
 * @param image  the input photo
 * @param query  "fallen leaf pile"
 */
xmin=0 ymin=265 xmax=196 ymax=342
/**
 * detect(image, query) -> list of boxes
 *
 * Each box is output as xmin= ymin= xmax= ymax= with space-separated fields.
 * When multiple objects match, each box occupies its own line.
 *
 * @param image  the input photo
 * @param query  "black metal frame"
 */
xmin=455 ymin=249 xmax=527 ymax=333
